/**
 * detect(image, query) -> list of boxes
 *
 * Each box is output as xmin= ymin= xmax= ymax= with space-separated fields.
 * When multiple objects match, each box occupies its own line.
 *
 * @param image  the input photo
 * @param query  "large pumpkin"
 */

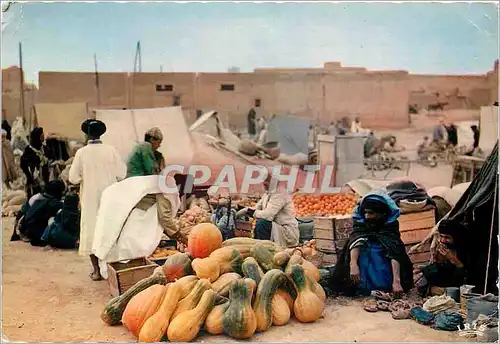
xmin=187 ymin=223 xmax=223 ymax=258
xmin=121 ymin=284 xmax=167 ymax=337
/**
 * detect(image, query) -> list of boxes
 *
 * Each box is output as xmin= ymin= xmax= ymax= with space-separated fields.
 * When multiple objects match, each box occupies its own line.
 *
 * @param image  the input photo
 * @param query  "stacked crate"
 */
xmin=313 ymin=215 xmax=353 ymax=266
xmin=399 ymin=209 xmax=435 ymax=264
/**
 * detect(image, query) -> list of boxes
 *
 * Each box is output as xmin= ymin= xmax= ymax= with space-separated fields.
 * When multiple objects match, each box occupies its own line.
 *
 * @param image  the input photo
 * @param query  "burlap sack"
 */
xmin=7 ymin=194 xmax=26 ymax=206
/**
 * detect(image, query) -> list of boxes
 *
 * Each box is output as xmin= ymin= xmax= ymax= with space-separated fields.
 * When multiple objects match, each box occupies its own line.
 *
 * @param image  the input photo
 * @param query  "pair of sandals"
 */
xmin=363 ymin=291 xmax=413 ymax=320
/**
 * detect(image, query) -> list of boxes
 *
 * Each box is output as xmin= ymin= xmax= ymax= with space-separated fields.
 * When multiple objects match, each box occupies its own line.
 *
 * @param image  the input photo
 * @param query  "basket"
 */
xmin=260 ymin=141 xmax=281 ymax=159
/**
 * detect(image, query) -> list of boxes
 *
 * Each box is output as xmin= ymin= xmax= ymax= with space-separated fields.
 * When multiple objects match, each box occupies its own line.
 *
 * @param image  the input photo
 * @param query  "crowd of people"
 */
xmin=1 ymin=114 xmax=475 ymax=299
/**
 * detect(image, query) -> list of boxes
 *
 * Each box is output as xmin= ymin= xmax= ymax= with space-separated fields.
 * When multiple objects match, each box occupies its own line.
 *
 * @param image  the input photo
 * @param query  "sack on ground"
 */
xmin=238 ymin=140 xmax=259 ymax=155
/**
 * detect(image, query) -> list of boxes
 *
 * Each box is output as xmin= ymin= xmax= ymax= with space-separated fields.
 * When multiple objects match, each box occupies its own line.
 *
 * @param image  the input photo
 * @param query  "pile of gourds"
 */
xmin=101 ymin=223 xmax=326 ymax=342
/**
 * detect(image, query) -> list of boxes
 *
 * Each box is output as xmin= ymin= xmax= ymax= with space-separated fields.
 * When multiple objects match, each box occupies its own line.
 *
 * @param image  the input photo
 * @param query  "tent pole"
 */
xmin=18 ymin=42 xmax=26 ymax=126
xmin=483 ymin=175 xmax=498 ymax=295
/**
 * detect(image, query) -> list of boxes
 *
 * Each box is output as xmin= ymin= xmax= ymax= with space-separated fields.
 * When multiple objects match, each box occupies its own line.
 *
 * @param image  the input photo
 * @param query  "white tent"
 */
xmin=96 ymin=106 xmax=194 ymax=165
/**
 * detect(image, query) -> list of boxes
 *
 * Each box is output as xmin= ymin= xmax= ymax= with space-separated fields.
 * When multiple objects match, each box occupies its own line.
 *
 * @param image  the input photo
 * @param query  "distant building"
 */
xmin=228 ymin=67 xmax=240 ymax=73
xmin=31 ymin=60 xmax=499 ymax=130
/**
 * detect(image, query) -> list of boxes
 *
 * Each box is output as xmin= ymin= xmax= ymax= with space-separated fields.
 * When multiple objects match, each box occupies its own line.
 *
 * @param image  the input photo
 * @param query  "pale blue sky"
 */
xmin=1 ymin=2 xmax=499 ymax=84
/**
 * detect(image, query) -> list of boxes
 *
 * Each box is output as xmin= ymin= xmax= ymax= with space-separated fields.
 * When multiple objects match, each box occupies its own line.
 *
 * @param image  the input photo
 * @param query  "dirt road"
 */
xmin=1 ymin=217 xmax=461 ymax=342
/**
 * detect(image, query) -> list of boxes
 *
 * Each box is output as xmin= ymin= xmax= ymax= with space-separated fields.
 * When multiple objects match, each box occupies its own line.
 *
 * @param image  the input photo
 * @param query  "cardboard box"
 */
xmin=107 ymin=257 xmax=158 ymax=298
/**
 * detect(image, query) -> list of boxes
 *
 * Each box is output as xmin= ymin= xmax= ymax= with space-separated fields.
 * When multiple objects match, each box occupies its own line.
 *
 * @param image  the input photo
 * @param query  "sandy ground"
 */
xmin=2 ymin=216 xmax=461 ymax=343
xmin=2 ymin=122 xmax=467 ymax=342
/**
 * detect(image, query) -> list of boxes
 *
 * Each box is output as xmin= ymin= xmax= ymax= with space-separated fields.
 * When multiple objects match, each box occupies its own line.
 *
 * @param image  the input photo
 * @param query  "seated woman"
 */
xmin=413 ymin=220 xmax=465 ymax=296
xmin=17 ymin=180 xmax=66 ymax=246
xmin=41 ymin=193 xmax=81 ymax=249
xmin=330 ymin=191 xmax=413 ymax=297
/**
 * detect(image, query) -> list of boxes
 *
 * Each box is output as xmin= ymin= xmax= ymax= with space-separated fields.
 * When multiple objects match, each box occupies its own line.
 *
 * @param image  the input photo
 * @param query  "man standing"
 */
xmin=350 ymin=117 xmax=364 ymax=133
xmin=69 ymin=119 xmax=126 ymax=281
xmin=127 ymin=127 xmax=163 ymax=177
xmin=432 ymin=118 xmax=448 ymax=146
xmin=247 ymin=108 xmax=256 ymax=138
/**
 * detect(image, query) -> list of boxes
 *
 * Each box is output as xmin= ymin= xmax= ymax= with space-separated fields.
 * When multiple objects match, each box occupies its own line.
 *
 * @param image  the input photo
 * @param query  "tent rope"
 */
xmin=483 ymin=173 xmax=498 ymax=295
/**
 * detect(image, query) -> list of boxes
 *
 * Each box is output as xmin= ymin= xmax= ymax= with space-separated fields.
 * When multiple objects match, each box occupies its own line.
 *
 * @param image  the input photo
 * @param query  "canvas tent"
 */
xmin=96 ymin=106 xmax=194 ymax=165
xmin=439 ymin=141 xmax=498 ymax=294
xmin=267 ymin=115 xmax=311 ymax=155
xmin=34 ymin=102 xmax=91 ymax=141
xmin=96 ymin=107 xmax=307 ymax=194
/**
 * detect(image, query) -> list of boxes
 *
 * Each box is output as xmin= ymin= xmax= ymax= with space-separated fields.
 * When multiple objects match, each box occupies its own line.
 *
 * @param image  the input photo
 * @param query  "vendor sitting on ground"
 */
xmin=329 ymin=191 xmax=413 ymax=297
xmin=413 ymin=220 xmax=465 ymax=297
xmin=15 ymin=180 xmax=66 ymax=246
xmin=41 ymin=193 xmax=81 ymax=249
xmin=240 ymin=175 xmax=299 ymax=248
xmin=126 ymin=127 xmax=164 ymax=177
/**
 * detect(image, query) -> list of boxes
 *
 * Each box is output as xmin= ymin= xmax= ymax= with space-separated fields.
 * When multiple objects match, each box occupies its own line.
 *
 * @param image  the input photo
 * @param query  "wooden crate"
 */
xmin=334 ymin=216 xmax=353 ymax=240
xmin=399 ymin=209 xmax=435 ymax=232
xmin=314 ymin=216 xmax=353 ymax=241
xmin=400 ymin=228 xmax=432 ymax=245
xmin=107 ymin=257 xmax=158 ymax=298
xmin=321 ymin=252 xmax=338 ymax=266
xmin=313 ymin=217 xmax=335 ymax=240
xmin=315 ymin=238 xmax=335 ymax=253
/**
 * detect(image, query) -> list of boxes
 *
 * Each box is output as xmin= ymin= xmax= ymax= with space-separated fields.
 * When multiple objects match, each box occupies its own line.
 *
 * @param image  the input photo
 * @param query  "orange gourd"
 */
xmin=271 ymin=293 xmax=291 ymax=326
xmin=167 ymin=289 xmax=216 ymax=342
xmin=171 ymin=278 xmax=211 ymax=320
xmin=205 ymin=301 xmax=230 ymax=335
xmin=138 ymin=283 xmax=182 ymax=342
xmin=192 ymin=257 xmax=221 ymax=282
xmin=276 ymin=289 xmax=295 ymax=314
xmin=121 ymin=284 xmax=167 ymax=338
xmin=290 ymin=265 xmax=324 ymax=323
xmin=187 ymin=223 xmax=223 ymax=258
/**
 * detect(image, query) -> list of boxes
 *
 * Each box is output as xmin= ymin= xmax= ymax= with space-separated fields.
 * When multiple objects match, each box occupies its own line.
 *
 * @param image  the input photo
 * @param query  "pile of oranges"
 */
xmin=293 ymin=193 xmax=359 ymax=217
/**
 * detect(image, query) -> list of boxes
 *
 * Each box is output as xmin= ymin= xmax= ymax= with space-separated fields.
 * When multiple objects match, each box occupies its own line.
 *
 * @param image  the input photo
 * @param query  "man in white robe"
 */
xmin=92 ymin=175 xmax=181 ymax=279
xmin=69 ymin=119 xmax=126 ymax=281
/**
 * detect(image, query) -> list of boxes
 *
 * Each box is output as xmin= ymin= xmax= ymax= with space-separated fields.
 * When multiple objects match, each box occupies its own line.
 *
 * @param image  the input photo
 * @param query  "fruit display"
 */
xmin=292 ymin=193 xmax=359 ymax=217
xmin=149 ymin=247 xmax=179 ymax=259
xmin=175 ymin=206 xmax=211 ymax=233
xmin=238 ymin=199 xmax=257 ymax=208
xmin=101 ymin=239 xmax=326 ymax=342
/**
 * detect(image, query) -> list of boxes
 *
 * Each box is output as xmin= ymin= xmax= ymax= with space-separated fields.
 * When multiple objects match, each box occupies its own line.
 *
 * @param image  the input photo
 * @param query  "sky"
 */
xmin=1 ymin=2 xmax=499 ymax=84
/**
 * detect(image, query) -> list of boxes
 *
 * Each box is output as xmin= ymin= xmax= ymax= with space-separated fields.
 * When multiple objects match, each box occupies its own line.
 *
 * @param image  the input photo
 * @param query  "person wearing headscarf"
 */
xmin=329 ymin=191 xmax=413 ymax=297
xmin=126 ymin=127 xmax=164 ymax=177
xmin=20 ymin=127 xmax=54 ymax=199
xmin=17 ymin=180 xmax=66 ymax=246
xmin=69 ymin=119 xmax=126 ymax=281
xmin=2 ymin=129 xmax=18 ymax=186
xmin=2 ymin=119 xmax=12 ymax=141
xmin=41 ymin=193 xmax=81 ymax=249
xmin=413 ymin=219 xmax=465 ymax=297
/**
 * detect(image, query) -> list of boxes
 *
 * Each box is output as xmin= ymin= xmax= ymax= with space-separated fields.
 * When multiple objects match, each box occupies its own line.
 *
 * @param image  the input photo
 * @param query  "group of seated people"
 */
xmin=328 ymin=188 xmax=465 ymax=298
xmin=11 ymin=180 xmax=81 ymax=250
